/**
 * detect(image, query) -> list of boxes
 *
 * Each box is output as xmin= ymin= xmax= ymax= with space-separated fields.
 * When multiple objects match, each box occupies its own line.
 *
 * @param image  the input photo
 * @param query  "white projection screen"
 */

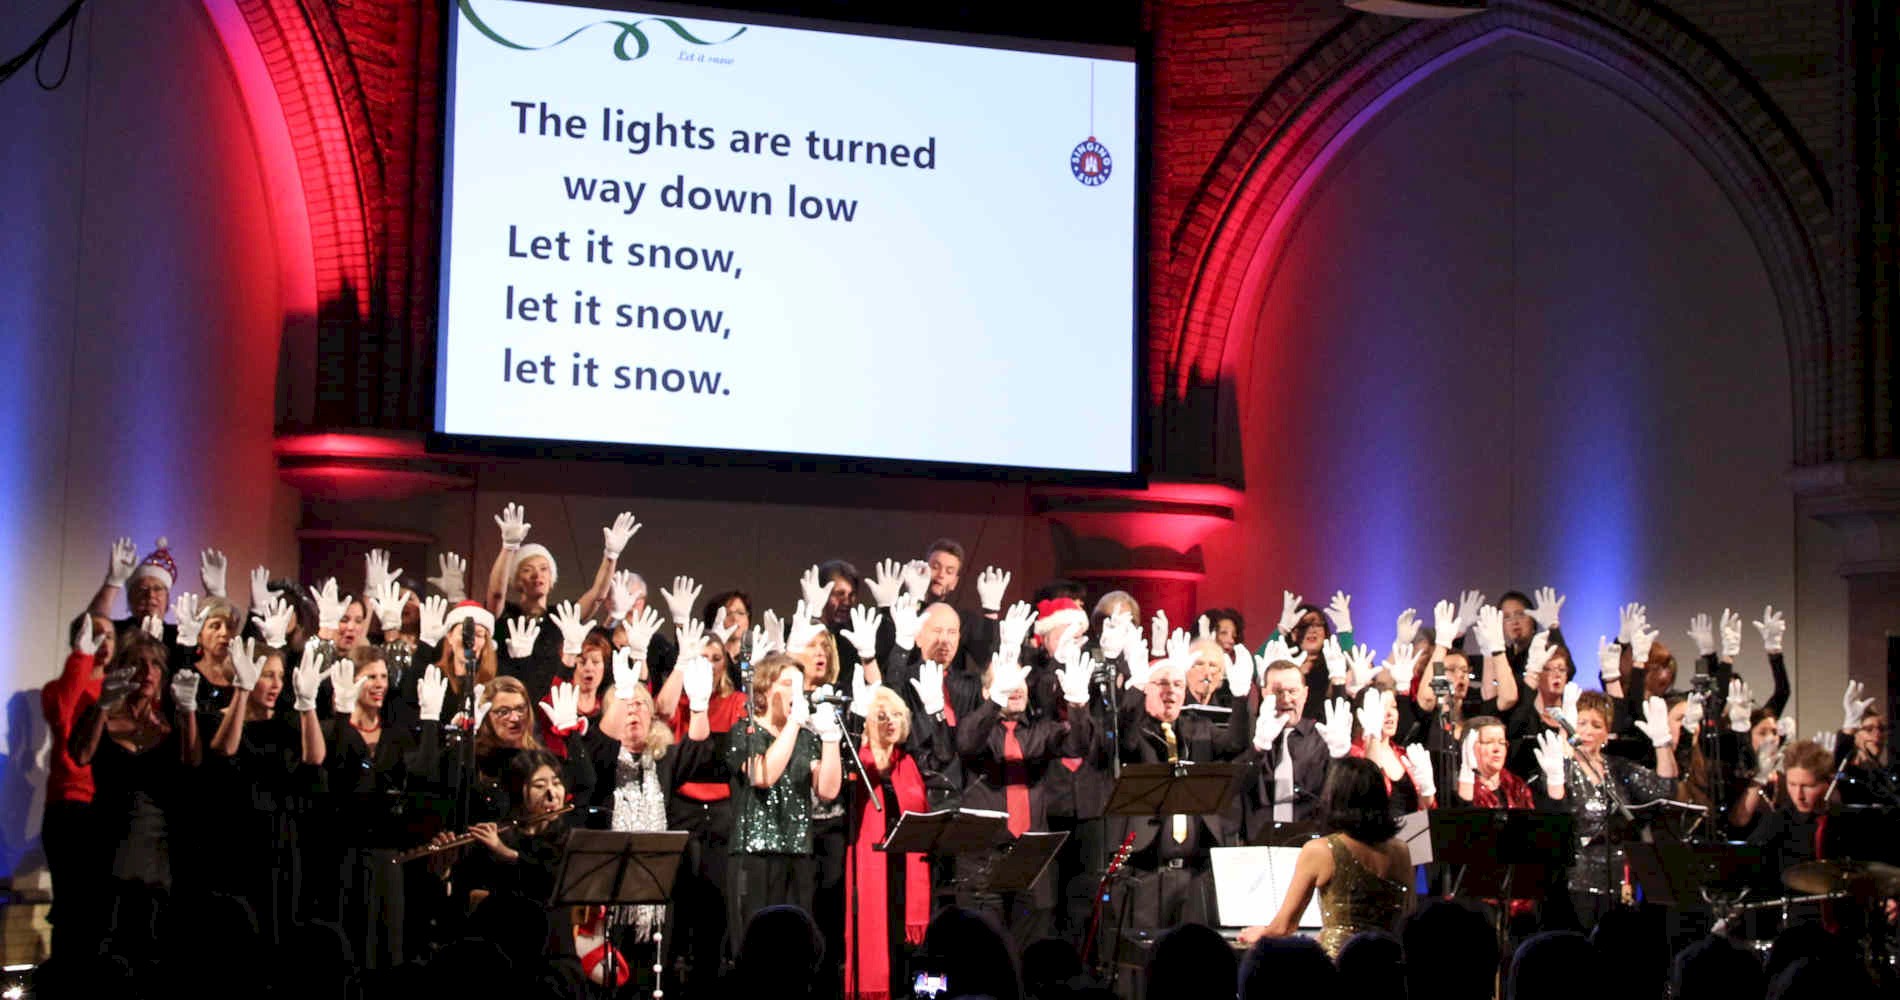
xmin=434 ymin=0 xmax=1141 ymax=475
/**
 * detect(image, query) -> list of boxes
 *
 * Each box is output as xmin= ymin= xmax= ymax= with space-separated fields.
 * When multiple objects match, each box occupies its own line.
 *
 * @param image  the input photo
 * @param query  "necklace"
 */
xmin=351 ymin=715 xmax=382 ymax=734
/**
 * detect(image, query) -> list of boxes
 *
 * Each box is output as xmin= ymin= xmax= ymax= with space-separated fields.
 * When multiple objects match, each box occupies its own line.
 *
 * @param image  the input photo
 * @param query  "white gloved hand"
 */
xmin=1777 ymin=715 xmax=1797 ymax=744
xmin=73 ymin=615 xmax=103 ymax=656
xmin=1124 ymin=632 xmax=1152 ymax=690
xmin=798 ymin=565 xmax=829 ymax=619
xmin=494 ymin=502 xmax=530 ymax=550
xmin=330 ymin=659 xmax=360 ymax=714
xmin=292 ymin=644 xmax=324 ymax=712
xmin=1617 ymin=603 xmax=1648 ymax=645
xmin=749 ymin=624 xmax=781 ymax=659
xmin=1322 ymin=635 xmax=1346 ymax=686
xmin=1254 ymin=708 xmax=1288 ymax=752
xmin=1148 ymin=610 xmax=1170 ymax=659
xmin=311 ymin=578 xmax=349 ymax=632
xmin=1630 ymin=624 xmax=1660 ymax=666
xmin=1637 ymin=695 xmax=1675 ymax=747
xmin=1356 ymin=689 xmax=1388 ymax=744
xmin=1534 ymin=731 xmax=1569 ymax=787
xmin=1404 ymin=744 xmax=1437 ymax=799
xmin=363 ymin=550 xmax=396 ymax=595
xmin=1387 ymin=643 xmax=1416 ymax=692
xmin=1432 ymin=599 xmax=1459 ymax=649
xmin=605 ymin=570 xmax=637 ymax=625
xmin=681 ymin=655 xmax=714 ymax=713
xmin=1261 ymin=637 xmax=1305 ymax=669
xmin=1165 ymin=628 xmax=1192 ymax=667
xmin=601 ymin=511 xmax=640 ymax=560
xmin=1597 ymin=636 xmax=1623 ymax=685
xmin=1059 ymin=652 xmax=1096 ymax=705
xmin=787 ymin=617 xmax=825 ymax=657
xmin=1393 ymin=608 xmax=1421 ymax=651
xmin=1455 ymin=590 xmax=1486 ymax=640
xmin=1687 ymin=614 xmax=1716 ymax=657
xmin=1684 ymin=693 xmax=1705 ymax=732
xmin=171 ymin=670 xmax=201 ymax=714
xmin=1561 ymin=682 xmax=1582 ymax=731
xmin=622 ymin=606 xmax=663 ymax=658
xmin=550 ymin=600 xmax=596 ymax=657
xmin=976 ymin=566 xmax=1010 ymax=613
xmin=611 ymin=647 xmax=642 ymax=698
xmin=1719 ymin=608 xmax=1743 ymax=660
xmin=912 ymin=660 xmax=946 ymax=716
xmin=105 ymin=537 xmax=137 ymax=587
xmin=1345 ymin=644 xmax=1378 ymax=694
xmin=1319 ymin=698 xmax=1354 ymax=758
xmin=429 ymin=552 xmax=469 ymax=602
xmin=676 ymin=618 xmax=708 ymax=659
xmin=200 ymin=549 xmax=228 ymax=598
xmin=891 ymin=597 xmax=925 ymax=652
xmin=810 ymin=703 xmax=843 ymax=742
xmin=254 ymin=598 xmax=296 ymax=650
xmin=1531 ymin=586 xmax=1565 ymax=630
xmin=1324 ymin=591 xmax=1353 ymax=636
xmin=1098 ymin=611 xmax=1132 ymax=661
xmin=841 ymin=605 xmax=881 ymax=662
xmin=709 ymin=606 xmax=738 ymax=645
xmin=505 ymin=616 xmax=541 ymax=658
xmin=1228 ymin=647 xmax=1256 ymax=698
xmin=174 ymin=593 xmax=206 ymax=647
xmin=759 ymin=609 xmax=787 ymax=652
xmin=1727 ymin=679 xmax=1755 ymax=733
xmin=141 ymin=615 xmax=164 ymax=640
xmin=1458 ymin=731 xmax=1478 ymax=784
xmin=1752 ymin=605 xmax=1786 ymax=655
xmin=661 ymin=576 xmax=701 ymax=628
xmin=1197 ymin=614 xmax=1215 ymax=641
xmin=418 ymin=666 xmax=448 ymax=722
xmin=1276 ymin=591 xmax=1304 ymax=638
xmin=843 ymin=670 xmax=873 ymax=718
xmin=989 ymin=654 xmax=1027 ymax=709
xmin=248 ymin=565 xmax=279 ymax=613
xmin=419 ymin=595 xmax=449 ymax=646
xmin=540 ymin=683 xmax=583 ymax=734
xmin=867 ymin=559 xmax=903 ymax=609
xmin=1754 ymin=736 xmax=1783 ymax=785
xmin=1522 ymin=633 xmax=1555 ymax=689
xmin=1474 ymin=606 xmax=1506 ymax=657
xmin=98 ymin=667 xmax=136 ymax=711
xmin=1815 ymin=730 xmax=1837 ymax=754
xmin=1842 ymin=679 xmax=1875 ymax=733
xmin=899 ymin=560 xmax=932 ymax=600
xmin=230 ymin=637 xmax=261 ymax=691
xmin=370 ymin=576 xmax=405 ymax=633
xmin=785 ymin=675 xmax=811 ymax=729
xmin=999 ymin=601 xmax=1037 ymax=657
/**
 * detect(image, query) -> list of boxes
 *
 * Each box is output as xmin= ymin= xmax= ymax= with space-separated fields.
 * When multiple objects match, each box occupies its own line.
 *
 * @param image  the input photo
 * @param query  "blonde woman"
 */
xmin=728 ymin=652 xmax=843 ymax=931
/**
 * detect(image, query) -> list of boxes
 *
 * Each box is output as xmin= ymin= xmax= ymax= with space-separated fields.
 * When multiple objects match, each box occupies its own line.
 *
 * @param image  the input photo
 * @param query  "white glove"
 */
xmin=785 ymin=676 xmax=811 ymax=729
xmin=1165 ymin=628 xmax=1192 ymax=666
xmin=759 ymin=609 xmax=787 ymax=652
xmin=911 ymin=660 xmax=946 ymax=716
xmin=362 ymin=550 xmax=394 ymax=595
xmin=310 ymin=578 xmax=349 ymax=632
xmin=1098 ymin=611 xmax=1131 ymax=661
xmin=200 ymin=549 xmax=228 ymax=599
xmin=810 ymin=703 xmax=842 ymax=742
xmin=505 ymin=617 xmax=541 ymax=658
xmin=1393 ymin=608 xmax=1421 ymax=651
xmin=1149 ymin=610 xmax=1169 ymax=658
xmin=419 ymin=595 xmax=449 ymax=645
xmin=253 ymin=598 xmax=296 ymax=649
xmin=1318 ymin=698 xmax=1354 ymax=758
xmin=174 ymin=593 xmax=205 ymax=647
xmin=1684 ymin=693 xmax=1705 ymax=732
xmin=1261 ymin=636 xmax=1305 ymax=668
xmin=867 ymin=559 xmax=903 ymax=608
xmin=1356 ymin=689 xmax=1388 ymax=744
xmin=1124 ymin=633 xmax=1152 ymax=690
xmin=611 ymin=647 xmax=642 ymax=697
xmin=787 ymin=617 xmax=825 ymax=656
xmin=840 ymin=605 xmax=881 ymax=662
xmin=248 ymin=566 xmax=279 ymax=613
xmin=1531 ymin=586 xmax=1565 ymax=630
xmin=429 ymin=552 xmax=469 ymax=602
xmin=999 ymin=601 xmax=1037 ymax=655
xmin=1617 ymin=603 xmax=1647 ymax=645
xmin=141 ymin=615 xmax=164 ymax=640
xmin=1387 ymin=643 xmax=1416 ymax=692
xmin=601 ymin=511 xmax=640 ymax=560
xmin=418 ymin=666 xmax=448 ymax=722
xmin=1059 ymin=653 xmax=1096 ymax=705
xmin=1597 ymin=636 xmax=1622 ymax=684
xmin=1687 ymin=613 xmax=1716 ymax=657
xmin=1454 ymin=590 xmax=1485 ymax=640
xmin=797 ymin=565 xmax=829 ymax=619
xmin=891 ymin=597 xmax=925 ymax=651
xmin=989 ymin=654 xmax=1027 ymax=708
xmin=676 ymin=617 xmax=708 ymax=659
xmin=171 ymin=670 xmax=201 ymax=714
xmin=1533 ymin=731 xmax=1568 ymax=787
xmin=540 ymin=684 xmax=583 ymax=734
xmin=1345 ymin=644 xmax=1378 ymax=694
xmin=605 ymin=570 xmax=637 ymax=624
xmin=1227 ymin=647 xmax=1256 ymax=698
xmin=1474 ymin=606 xmax=1506 ymax=657
xmin=1324 ymin=591 xmax=1353 ymax=636
xmin=1754 ymin=737 xmax=1783 ymax=785
xmin=1458 ymin=731 xmax=1478 ymax=784
xmin=1276 ymin=591 xmax=1304 ymax=637
xmin=98 ymin=668 xmax=136 ymax=711
xmin=1630 ymin=624 xmax=1660 ymax=666
xmin=900 ymin=560 xmax=932 ymax=600
xmin=710 ymin=606 xmax=739 ymax=645
xmin=1322 ymin=635 xmax=1346 ymax=686
xmin=1719 ymin=608 xmax=1743 ymax=660
xmin=681 ymin=655 xmax=714 ymax=712
xmin=1197 ymin=614 xmax=1214 ymax=641
xmin=292 ymin=644 xmax=324 ymax=712
xmin=1404 ymin=744 xmax=1436 ymax=799
xmin=330 ymin=659 xmax=361 ymax=714
xmin=622 ymin=606 xmax=663 ymax=658
xmin=1727 ymin=679 xmax=1755 ymax=733
xmin=228 ymin=637 xmax=261 ymax=691
xmin=1752 ymin=605 xmax=1786 ymax=655
xmin=749 ymin=624 xmax=781 ymax=659
xmin=370 ymin=576 xmax=405 ymax=633
xmin=73 ymin=616 xmax=103 ymax=656
xmin=841 ymin=670 xmax=871 ymax=718
xmin=1842 ymin=679 xmax=1875 ymax=733
xmin=661 ymin=575 xmax=701 ymax=628
xmin=1561 ymin=683 xmax=1582 ymax=730
xmin=1254 ymin=708 xmax=1288 ymax=752
xmin=495 ymin=502 xmax=531 ymax=550
xmin=1777 ymin=715 xmax=1797 ymax=744
xmin=976 ymin=567 xmax=1010 ymax=613
xmin=550 ymin=600 xmax=596 ymax=657
xmin=1815 ymin=730 xmax=1837 ymax=754
xmin=105 ymin=537 xmax=137 ymax=587
xmin=1432 ymin=599 xmax=1459 ymax=649
xmin=1522 ymin=633 xmax=1555 ymax=689
xmin=1637 ymin=695 xmax=1674 ymax=747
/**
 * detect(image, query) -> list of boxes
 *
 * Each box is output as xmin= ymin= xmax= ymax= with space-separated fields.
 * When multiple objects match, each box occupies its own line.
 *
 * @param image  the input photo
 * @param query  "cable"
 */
xmin=0 ymin=0 xmax=87 ymax=91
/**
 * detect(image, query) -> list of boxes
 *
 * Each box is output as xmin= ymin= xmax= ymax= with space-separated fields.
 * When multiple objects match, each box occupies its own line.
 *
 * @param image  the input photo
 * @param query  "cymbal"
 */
xmin=1781 ymin=860 xmax=1900 ymax=897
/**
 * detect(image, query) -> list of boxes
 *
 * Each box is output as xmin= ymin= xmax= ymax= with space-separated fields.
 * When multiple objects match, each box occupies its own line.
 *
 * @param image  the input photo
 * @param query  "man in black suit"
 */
xmin=1235 ymin=659 xmax=1342 ymax=840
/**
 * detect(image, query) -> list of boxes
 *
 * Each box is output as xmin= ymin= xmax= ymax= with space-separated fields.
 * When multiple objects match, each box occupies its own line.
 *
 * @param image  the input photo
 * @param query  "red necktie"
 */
xmin=1002 ymin=719 xmax=1030 ymax=837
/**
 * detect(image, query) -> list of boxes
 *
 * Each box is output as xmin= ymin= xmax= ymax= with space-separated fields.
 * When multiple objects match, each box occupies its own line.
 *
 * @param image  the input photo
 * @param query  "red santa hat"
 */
xmin=1033 ymin=597 xmax=1088 ymax=639
xmin=131 ymin=537 xmax=177 ymax=588
xmin=442 ymin=600 xmax=495 ymax=636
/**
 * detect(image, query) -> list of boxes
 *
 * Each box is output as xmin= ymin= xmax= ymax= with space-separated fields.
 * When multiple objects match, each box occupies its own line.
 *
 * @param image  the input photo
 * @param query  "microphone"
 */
xmin=462 ymin=616 xmax=476 ymax=656
xmin=810 ymin=691 xmax=854 ymax=707
xmin=1551 ymin=711 xmax=1582 ymax=747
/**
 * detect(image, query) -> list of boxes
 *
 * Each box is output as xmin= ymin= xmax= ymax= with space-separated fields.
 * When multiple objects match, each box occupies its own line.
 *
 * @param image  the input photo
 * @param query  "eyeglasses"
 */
xmin=490 ymin=706 xmax=528 ymax=719
xmin=1501 ymin=611 xmax=1532 ymax=622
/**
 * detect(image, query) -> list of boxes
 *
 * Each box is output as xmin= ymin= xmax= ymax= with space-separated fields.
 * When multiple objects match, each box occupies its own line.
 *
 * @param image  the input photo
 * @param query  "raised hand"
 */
xmin=622 ymin=606 xmax=663 ymax=657
xmin=1474 ymin=605 xmax=1506 ymax=656
xmin=330 ymin=659 xmax=361 ymax=714
xmin=1752 ymin=605 xmax=1786 ymax=654
xmin=1815 ymin=730 xmax=1837 ymax=754
xmin=1842 ymin=679 xmax=1876 ymax=733
xmin=1617 ymin=602 xmax=1648 ymax=645
xmin=429 ymin=551 xmax=469 ymax=602
xmin=710 ymin=606 xmax=739 ymax=645
xmin=998 ymin=601 xmax=1037 ymax=656
xmin=72 ymin=615 xmax=103 ymax=656
xmin=1254 ymin=707 xmax=1288 ymax=752
xmin=601 ymin=511 xmax=640 ymax=560
xmin=1561 ymin=683 xmax=1582 ymax=730
xmin=611 ymin=647 xmax=642 ymax=698
xmin=1322 ymin=635 xmax=1346 ymax=686
xmin=899 ymin=560 xmax=932 ymax=600
xmin=174 ymin=593 xmax=205 ymax=647
xmin=785 ymin=674 xmax=811 ymax=729
xmin=681 ymin=655 xmax=714 ymax=712
xmin=867 ymin=559 xmax=903 ymax=608
xmin=1531 ymin=586 xmax=1565 ymax=630
xmin=1404 ymin=744 xmax=1437 ymax=798
xmin=1776 ymin=715 xmax=1797 ymax=744
xmin=1719 ymin=608 xmax=1743 ymax=660
xmin=838 ymin=605 xmax=880 ymax=663
xmin=1318 ymin=698 xmax=1354 ymax=758
xmin=418 ymin=666 xmax=449 ymax=722
xmin=988 ymin=653 xmax=1027 ymax=708
xmin=505 ymin=616 xmax=541 ymax=659
xmin=1533 ymin=731 xmax=1568 ymax=787
xmin=661 ymin=576 xmax=701 ymax=628
xmin=1356 ymin=689 xmax=1389 ymax=744
xmin=310 ymin=578 xmax=349 ymax=632
xmin=1522 ymin=633 xmax=1554 ymax=689
xmin=676 ymin=617 xmax=708 ymax=657
xmin=787 ymin=617 xmax=825 ymax=655
xmin=760 ymin=609 xmax=786 ymax=650
xmin=911 ymin=660 xmax=946 ymax=716
xmin=844 ymin=669 xmax=874 ymax=718
xmin=1149 ymin=610 xmax=1170 ymax=659
xmin=540 ymin=683 xmax=582 ymax=733
xmin=1262 ymin=636 xmax=1306 ymax=668
xmin=370 ymin=575 xmax=405 ymax=633
xmin=230 ymin=637 xmax=261 ymax=691
xmin=1276 ymin=591 xmax=1304 ymax=637
xmin=1727 ymin=679 xmax=1755 ymax=732
xmin=1123 ymin=630 xmax=1152 ymax=690
xmin=292 ymin=645 xmax=324 ymax=712
xmin=1059 ymin=652 xmax=1096 ymax=705
xmin=606 ymin=570 xmax=637 ymax=624
xmin=1164 ymin=628 xmax=1192 ymax=666
xmin=200 ymin=548 xmax=228 ymax=598
xmin=1393 ymin=608 xmax=1421 ymax=650
xmin=1637 ymin=695 xmax=1674 ymax=747
xmin=99 ymin=667 xmax=136 ymax=711
xmin=1387 ymin=642 xmax=1416 ymax=691
xmin=105 ymin=537 xmax=137 ymax=587
xmin=975 ymin=566 xmax=1010 ymax=613
xmin=495 ymin=502 xmax=531 ymax=550
xmin=1324 ymin=591 xmax=1353 ymax=636
xmin=419 ymin=594 xmax=449 ymax=645
xmin=1597 ymin=636 xmax=1622 ymax=685
xmin=1630 ymin=622 xmax=1660 ymax=665
xmin=1228 ymin=646 xmax=1256 ymax=697
xmin=1345 ymin=644 xmax=1378 ymax=693
xmin=1197 ymin=614 xmax=1214 ymax=641
xmin=891 ymin=596 xmax=925 ymax=651
xmin=1684 ymin=693 xmax=1705 ymax=732
xmin=549 ymin=600 xmax=596 ymax=656
xmin=249 ymin=565 xmax=279 ymax=612
xmin=171 ymin=670 xmax=200 ymax=714
xmin=797 ymin=565 xmax=829 ymax=618
xmin=1455 ymin=590 xmax=1486 ymax=639
xmin=1432 ymin=599 xmax=1458 ymax=649
xmin=1687 ymin=613 xmax=1716 ymax=657
xmin=141 ymin=615 xmax=164 ymax=640
xmin=1458 ymin=731 xmax=1479 ymax=784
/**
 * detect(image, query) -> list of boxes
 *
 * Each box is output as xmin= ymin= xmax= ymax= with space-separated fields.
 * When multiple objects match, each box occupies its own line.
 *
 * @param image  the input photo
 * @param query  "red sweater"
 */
xmin=41 ymin=652 xmax=102 ymax=804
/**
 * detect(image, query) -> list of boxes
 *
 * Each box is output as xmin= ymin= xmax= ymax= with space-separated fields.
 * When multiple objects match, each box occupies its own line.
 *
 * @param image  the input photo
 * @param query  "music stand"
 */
xmin=1625 ymin=841 xmax=1764 ymax=908
xmin=551 ymin=830 xmax=690 ymax=1000
xmin=1106 ymin=763 xmax=1240 ymax=819
xmin=1430 ymin=809 xmax=1574 ymax=952
xmin=879 ymin=809 xmax=1013 ymax=858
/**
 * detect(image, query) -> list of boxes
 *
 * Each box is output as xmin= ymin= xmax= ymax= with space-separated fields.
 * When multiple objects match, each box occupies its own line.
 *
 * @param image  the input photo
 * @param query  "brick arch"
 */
xmin=1161 ymin=0 xmax=1836 ymax=468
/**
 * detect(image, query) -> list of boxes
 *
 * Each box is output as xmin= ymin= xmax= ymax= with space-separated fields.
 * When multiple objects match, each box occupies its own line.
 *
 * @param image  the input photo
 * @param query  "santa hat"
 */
xmin=509 ymin=543 xmax=558 ymax=588
xmin=131 ymin=537 xmax=177 ymax=588
xmin=1033 ymin=598 xmax=1088 ymax=639
xmin=442 ymin=600 xmax=495 ymax=635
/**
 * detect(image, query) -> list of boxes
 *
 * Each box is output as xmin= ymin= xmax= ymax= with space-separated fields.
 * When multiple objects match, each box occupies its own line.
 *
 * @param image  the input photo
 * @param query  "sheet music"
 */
xmin=1211 ymin=846 xmax=1322 ymax=929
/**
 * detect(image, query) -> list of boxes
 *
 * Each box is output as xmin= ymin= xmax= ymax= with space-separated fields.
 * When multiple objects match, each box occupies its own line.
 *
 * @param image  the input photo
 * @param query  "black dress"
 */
xmin=89 ymin=726 xmax=183 ymax=891
xmin=215 ymin=715 xmax=321 ymax=946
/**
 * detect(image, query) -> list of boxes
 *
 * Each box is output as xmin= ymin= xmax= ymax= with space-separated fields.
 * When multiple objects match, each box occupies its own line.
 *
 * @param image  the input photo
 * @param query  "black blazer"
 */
xmin=1233 ymin=717 xmax=1332 ymax=840
xmin=955 ymin=699 xmax=1093 ymax=833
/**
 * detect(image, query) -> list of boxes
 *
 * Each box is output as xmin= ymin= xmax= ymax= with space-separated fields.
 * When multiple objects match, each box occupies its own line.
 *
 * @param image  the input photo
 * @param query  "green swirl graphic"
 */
xmin=458 ymin=0 xmax=745 ymax=61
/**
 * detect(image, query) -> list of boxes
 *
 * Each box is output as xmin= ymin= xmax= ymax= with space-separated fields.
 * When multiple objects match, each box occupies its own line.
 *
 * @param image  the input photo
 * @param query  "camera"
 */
xmin=913 ymin=971 xmax=950 ymax=998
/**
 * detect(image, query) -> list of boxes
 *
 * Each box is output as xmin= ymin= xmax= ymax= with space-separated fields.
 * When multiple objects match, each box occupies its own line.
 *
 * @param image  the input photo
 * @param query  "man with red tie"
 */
xmin=954 ymin=648 xmax=1096 ymax=947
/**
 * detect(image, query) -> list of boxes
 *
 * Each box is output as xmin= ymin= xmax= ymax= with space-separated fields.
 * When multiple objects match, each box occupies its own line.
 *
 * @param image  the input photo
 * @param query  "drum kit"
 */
xmin=1714 ymin=858 xmax=1900 ymax=966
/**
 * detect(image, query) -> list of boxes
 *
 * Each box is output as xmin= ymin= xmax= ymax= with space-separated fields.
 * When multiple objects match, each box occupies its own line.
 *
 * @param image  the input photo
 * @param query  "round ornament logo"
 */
xmin=1071 ymin=137 xmax=1112 ymax=186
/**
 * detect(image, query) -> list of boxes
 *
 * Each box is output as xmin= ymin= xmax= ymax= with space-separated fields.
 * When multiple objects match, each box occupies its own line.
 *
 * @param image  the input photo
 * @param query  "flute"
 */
xmin=391 ymin=803 xmax=575 ymax=863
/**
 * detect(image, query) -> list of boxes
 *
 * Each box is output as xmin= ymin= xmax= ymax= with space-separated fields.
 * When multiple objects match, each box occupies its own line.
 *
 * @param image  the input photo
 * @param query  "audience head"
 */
xmin=1322 ymin=756 xmax=1398 ymax=842
xmin=1147 ymin=922 xmax=1238 ymax=1000
xmin=733 ymin=905 xmax=825 ymax=995
xmin=1337 ymin=929 xmax=1406 ymax=999
xmin=1591 ymin=905 xmax=1670 ymax=1000
xmin=1508 ymin=931 xmax=1596 ymax=1000
xmin=1239 ymin=935 xmax=1334 ymax=999
xmin=1401 ymin=899 xmax=1497 ymax=1000
xmin=1765 ymin=955 xmax=1873 ymax=999
xmin=1020 ymin=937 xmax=1085 ymax=1000
xmin=1764 ymin=922 xmax=1857 ymax=983
xmin=922 ymin=906 xmax=1021 ymax=1000
xmin=1672 ymin=935 xmax=1765 ymax=1000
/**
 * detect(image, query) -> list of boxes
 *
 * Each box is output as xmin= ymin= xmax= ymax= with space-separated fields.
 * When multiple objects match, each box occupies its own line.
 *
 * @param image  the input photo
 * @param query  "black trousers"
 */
xmin=731 ymin=853 xmax=815 ymax=945
xmin=1049 ymin=815 xmax=1108 ymax=947
xmin=671 ymin=798 xmax=733 ymax=985
xmin=800 ymin=814 xmax=848 ymax=994
xmin=42 ymin=799 xmax=104 ymax=958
